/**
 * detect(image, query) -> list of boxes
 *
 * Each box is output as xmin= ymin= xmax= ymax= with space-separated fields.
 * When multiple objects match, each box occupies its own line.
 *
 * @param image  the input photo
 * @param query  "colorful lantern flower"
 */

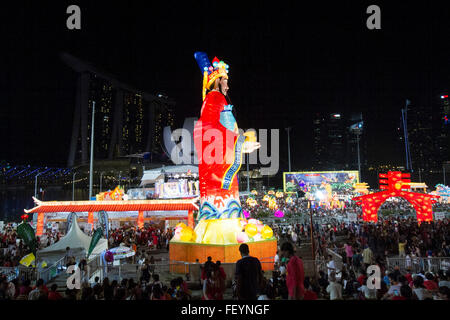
xmin=237 ymin=232 xmax=249 ymax=243
xmin=245 ymin=223 xmax=258 ymax=237
xmin=274 ymin=210 xmax=284 ymax=218
xmin=261 ymin=225 xmax=274 ymax=239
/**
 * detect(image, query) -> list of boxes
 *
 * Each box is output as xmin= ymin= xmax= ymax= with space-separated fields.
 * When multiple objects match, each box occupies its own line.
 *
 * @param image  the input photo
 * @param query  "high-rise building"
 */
xmin=312 ymin=112 xmax=366 ymax=171
xmin=436 ymin=93 xmax=449 ymax=166
xmin=401 ymin=95 xmax=449 ymax=172
xmin=405 ymin=102 xmax=436 ymax=173
xmin=62 ymin=53 xmax=175 ymax=167
xmin=313 ymin=112 xmax=346 ymax=170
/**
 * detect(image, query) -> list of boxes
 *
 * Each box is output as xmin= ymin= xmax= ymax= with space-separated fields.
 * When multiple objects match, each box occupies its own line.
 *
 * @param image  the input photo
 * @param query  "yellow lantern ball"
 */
xmin=245 ymin=223 xmax=258 ymax=238
xmin=180 ymin=227 xmax=193 ymax=242
xmin=261 ymin=225 xmax=273 ymax=239
xmin=176 ymin=222 xmax=187 ymax=229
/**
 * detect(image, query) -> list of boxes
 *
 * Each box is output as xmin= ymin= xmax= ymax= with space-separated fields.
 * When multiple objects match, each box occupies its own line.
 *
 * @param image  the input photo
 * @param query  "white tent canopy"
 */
xmin=38 ymin=216 xmax=107 ymax=262
xmin=140 ymin=165 xmax=198 ymax=186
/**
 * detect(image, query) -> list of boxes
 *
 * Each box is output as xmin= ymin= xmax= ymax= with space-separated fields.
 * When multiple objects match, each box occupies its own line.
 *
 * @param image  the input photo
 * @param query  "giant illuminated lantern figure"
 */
xmin=353 ymin=171 xmax=440 ymax=224
xmin=170 ymin=52 xmax=276 ymax=245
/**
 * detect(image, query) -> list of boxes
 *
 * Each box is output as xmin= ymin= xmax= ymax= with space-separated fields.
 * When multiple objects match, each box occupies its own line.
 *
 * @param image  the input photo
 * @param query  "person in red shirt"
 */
xmin=280 ymin=242 xmax=304 ymax=300
xmin=32 ymin=279 xmax=49 ymax=295
xmin=357 ymin=269 xmax=367 ymax=286
xmin=423 ymin=273 xmax=439 ymax=292
xmin=48 ymin=284 xmax=62 ymax=300
xmin=152 ymin=233 xmax=158 ymax=248
xmin=405 ymin=267 xmax=413 ymax=285
xmin=303 ymin=277 xmax=318 ymax=300
xmin=216 ymin=260 xmax=227 ymax=281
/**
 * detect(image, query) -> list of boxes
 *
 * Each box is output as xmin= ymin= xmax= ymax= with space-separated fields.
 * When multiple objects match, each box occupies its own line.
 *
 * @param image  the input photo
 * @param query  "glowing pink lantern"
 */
xmin=237 ymin=232 xmax=249 ymax=243
xmin=105 ymin=250 xmax=114 ymax=263
xmin=274 ymin=210 xmax=284 ymax=218
xmin=243 ymin=210 xmax=250 ymax=218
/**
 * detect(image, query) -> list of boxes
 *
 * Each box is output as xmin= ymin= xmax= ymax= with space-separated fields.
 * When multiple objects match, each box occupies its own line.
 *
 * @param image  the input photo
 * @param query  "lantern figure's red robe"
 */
xmin=194 ymin=91 xmax=246 ymax=220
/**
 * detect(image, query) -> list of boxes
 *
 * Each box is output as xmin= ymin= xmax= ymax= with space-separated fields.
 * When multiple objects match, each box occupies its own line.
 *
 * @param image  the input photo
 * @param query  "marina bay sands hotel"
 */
xmin=61 ymin=53 xmax=175 ymax=168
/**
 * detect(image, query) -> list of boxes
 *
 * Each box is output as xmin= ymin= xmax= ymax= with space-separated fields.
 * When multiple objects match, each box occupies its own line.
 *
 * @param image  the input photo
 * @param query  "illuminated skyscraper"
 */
xmin=313 ymin=112 xmax=347 ymax=170
xmin=313 ymin=112 xmax=366 ymax=171
xmin=436 ymin=93 xmax=449 ymax=168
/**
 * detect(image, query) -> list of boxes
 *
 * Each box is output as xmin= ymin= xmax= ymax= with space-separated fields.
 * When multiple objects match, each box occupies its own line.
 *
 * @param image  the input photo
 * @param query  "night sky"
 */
xmin=1 ymin=1 xmax=449 ymax=171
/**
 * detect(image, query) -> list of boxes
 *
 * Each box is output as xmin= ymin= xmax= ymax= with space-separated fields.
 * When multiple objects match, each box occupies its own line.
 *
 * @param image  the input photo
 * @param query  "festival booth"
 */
xmin=137 ymin=165 xmax=200 ymax=199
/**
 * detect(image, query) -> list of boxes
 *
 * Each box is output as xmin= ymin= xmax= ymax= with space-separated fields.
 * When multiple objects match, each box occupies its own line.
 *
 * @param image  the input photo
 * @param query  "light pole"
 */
xmin=72 ymin=172 xmax=77 ymax=201
xmin=356 ymin=131 xmax=361 ymax=181
xmin=350 ymin=121 xmax=363 ymax=181
xmin=100 ymin=172 xmax=104 ymax=193
xmin=401 ymin=100 xmax=412 ymax=172
xmin=34 ymin=172 xmax=43 ymax=199
xmin=89 ymin=101 xmax=96 ymax=200
xmin=308 ymin=199 xmax=316 ymax=280
xmin=246 ymin=154 xmax=250 ymax=193
xmin=285 ymin=127 xmax=292 ymax=172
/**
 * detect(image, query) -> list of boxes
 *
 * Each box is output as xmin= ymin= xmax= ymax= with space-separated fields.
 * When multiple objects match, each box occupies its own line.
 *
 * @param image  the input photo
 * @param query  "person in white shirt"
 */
xmin=327 ymin=255 xmax=336 ymax=278
xmin=405 ymin=253 xmax=412 ymax=269
xmin=279 ymin=263 xmax=286 ymax=276
xmin=382 ymin=273 xmax=402 ymax=300
xmin=358 ymin=278 xmax=377 ymax=300
xmin=326 ymin=272 xmax=342 ymax=300
xmin=274 ymin=251 xmax=280 ymax=266
xmin=28 ymin=287 xmax=41 ymax=300
xmin=291 ymin=232 xmax=297 ymax=244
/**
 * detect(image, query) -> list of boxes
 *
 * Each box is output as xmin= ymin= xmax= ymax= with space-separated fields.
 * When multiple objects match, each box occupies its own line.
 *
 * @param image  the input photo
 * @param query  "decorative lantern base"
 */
xmin=169 ymin=239 xmax=277 ymax=273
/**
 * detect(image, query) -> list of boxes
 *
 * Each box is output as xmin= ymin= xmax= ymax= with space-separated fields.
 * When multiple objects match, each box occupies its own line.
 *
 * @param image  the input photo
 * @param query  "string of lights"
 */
xmin=0 ymin=164 xmax=75 ymax=184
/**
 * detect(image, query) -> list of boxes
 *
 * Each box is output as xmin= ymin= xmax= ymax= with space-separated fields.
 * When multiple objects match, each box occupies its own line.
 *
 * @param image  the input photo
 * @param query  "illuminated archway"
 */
xmin=352 ymin=171 xmax=439 ymax=224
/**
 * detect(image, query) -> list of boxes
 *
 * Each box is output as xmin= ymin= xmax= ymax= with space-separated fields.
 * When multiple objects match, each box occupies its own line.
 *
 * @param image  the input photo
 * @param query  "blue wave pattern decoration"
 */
xmin=198 ymin=202 xmax=218 ymax=220
xmin=199 ymin=199 xmax=243 ymax=220
xmin=222 ymin=135 xmax=246 ymax=190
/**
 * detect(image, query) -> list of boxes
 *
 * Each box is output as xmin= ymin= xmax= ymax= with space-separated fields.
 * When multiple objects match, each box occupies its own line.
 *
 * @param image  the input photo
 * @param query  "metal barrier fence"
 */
xmin=0 ymin=266 xmax=37 ymax=282
xmin=386 ymin=257 xmax=450 ymax=274
xmin=0 ymin=267 xmax=19 ymax=282
xmin=3 ymin=255 xmax=342 ymax=285
xmin=38 ymin=257 xmax=65 ymax=284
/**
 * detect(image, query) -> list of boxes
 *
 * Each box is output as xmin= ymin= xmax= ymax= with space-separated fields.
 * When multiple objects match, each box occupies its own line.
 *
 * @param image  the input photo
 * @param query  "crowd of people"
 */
xmin=0 ymin=273 xmax=192 ymax=300
xmin=1 ymin=188 xmax=449 ymax=301
xmin=241 ymin=192 xmax=450 ymax=220
xmin=107 ymin=225 xmax=173 ymax=251
xmin=0 ymin=226 xmax=28 ymax=268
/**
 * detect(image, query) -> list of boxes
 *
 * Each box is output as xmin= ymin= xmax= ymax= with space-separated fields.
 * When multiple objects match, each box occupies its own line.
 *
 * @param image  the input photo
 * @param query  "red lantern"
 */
xmin=21 ymin=214 xmax=29 ymax=221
